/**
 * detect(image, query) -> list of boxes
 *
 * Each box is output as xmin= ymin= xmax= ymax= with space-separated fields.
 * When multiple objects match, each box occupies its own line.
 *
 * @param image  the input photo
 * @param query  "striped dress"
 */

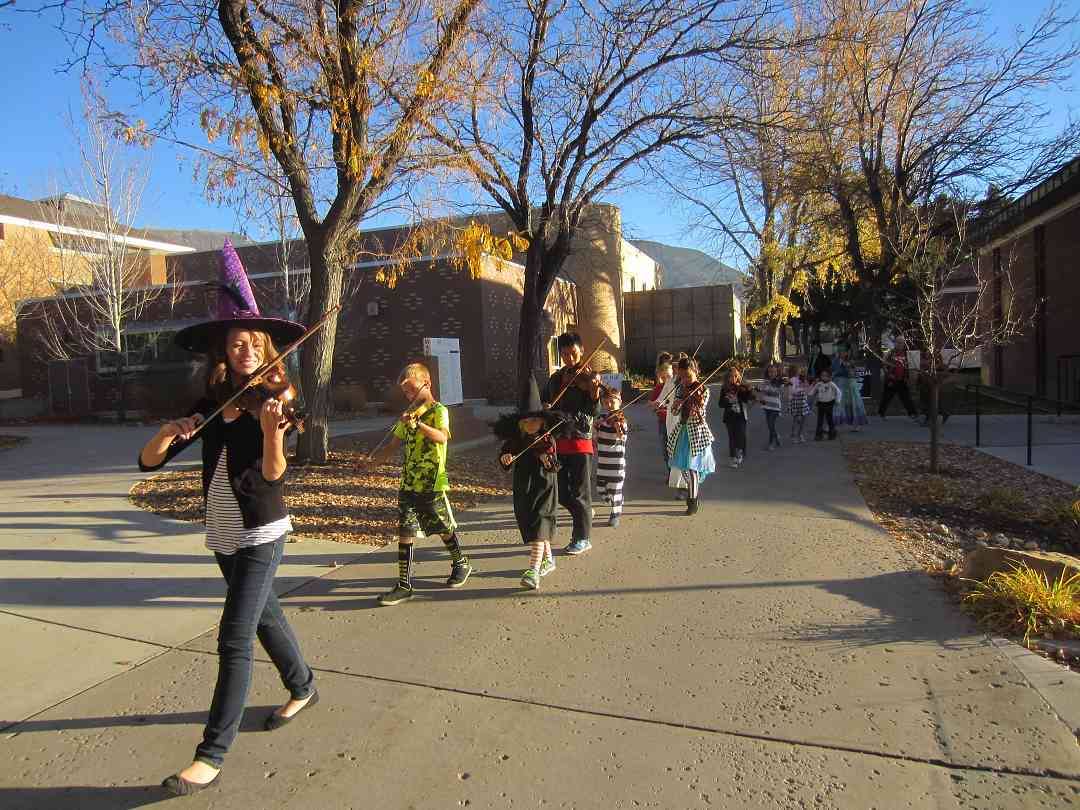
xmin=205 ymin=444 xmax=292 ymax=555
xmin=595 ymin=413 xmax=628 ymax=519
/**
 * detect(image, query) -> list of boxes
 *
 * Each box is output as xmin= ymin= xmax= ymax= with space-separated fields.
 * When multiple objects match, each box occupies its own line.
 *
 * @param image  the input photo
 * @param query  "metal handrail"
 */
xmin=965 ymin=383 xmax=1080 ymax=467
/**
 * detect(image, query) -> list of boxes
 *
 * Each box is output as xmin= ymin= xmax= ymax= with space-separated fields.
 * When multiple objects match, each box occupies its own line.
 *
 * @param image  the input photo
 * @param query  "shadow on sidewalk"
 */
xmin=0 ymin=786 xmax=174 ymax=809
xmin=2 ymin=706 xmax=275 ymax=736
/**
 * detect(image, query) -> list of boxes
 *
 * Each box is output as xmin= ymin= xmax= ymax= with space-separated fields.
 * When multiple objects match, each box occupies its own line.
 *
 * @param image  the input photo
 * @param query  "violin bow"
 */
xmin=363 ymin=381 xmax=430 ymax=461
xmin=188 ymin=304 xmax=342 ymax=439
xmin=691 ymin=339 xmax=705 ymax=359
xmin=548 ymin=337 xmax=609 ymax=408
xmin=659 ymin=357 xmax=733 ymax=411
xmin=605 ymin=386 xmax=652 ymax=418
xmin=508 ymin=419 xmax=566 ymax=465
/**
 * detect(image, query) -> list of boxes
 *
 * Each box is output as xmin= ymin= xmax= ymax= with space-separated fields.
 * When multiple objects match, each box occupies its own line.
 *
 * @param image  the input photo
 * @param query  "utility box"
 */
xmin=423 ymin=337 xmax=463 ymax=406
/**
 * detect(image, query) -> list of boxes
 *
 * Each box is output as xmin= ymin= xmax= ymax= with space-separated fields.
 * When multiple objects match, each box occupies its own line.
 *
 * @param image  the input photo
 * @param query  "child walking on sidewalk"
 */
xmin=718 ymin=368 xmax=753 ymax=468
xmin=788 ymin=365 xmax=812 ymax=443
xmin=367 ymin=363 xmax=473 ymax=605
xmin=756 ymin=364 xmax=785 ymax=450
xmin=595 ymin=385 xmax=628 ymax=528
xmin=809 ymin=369 xmax=842 ymax=441
xmin=667 ymin=357 xmax=715 ymax=515
xmin=494 ymin=380 xmax=560 ymax=591
xmin=649 ymin=353 xmax=674 ymax=469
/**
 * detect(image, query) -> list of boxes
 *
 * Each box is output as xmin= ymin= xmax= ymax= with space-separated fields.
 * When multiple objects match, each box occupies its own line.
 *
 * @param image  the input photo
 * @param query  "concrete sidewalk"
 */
xmin=2 ymin=406 xmax=1079 ymax=807
xmin=847 ymin=413 xmax=1080 ymax=485
xmin=0 ymin=423 xmax=374 ymax=729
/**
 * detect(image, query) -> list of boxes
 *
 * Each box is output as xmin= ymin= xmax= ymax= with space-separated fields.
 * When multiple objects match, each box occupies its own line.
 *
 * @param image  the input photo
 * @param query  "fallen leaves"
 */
xmin=129 ymin=437 xmax=510 ymax=546
xmin=845 ymin=441 xmax=1080 ymax=570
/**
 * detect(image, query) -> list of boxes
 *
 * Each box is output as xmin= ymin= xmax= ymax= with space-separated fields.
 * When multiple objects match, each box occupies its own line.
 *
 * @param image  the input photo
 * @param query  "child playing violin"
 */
xmin=542 ymin=332 xmax=602 ymax=555
xmin=595 ymin=385 xmax=629 ymax=528
xmin=138 ymin=241 xmax=318 ymax=795
xmin=667 ymin=356 xmax=716 ymax=515
xmin=365 ymin=362 xmax=473 ymax=605
xmin=494 ymin=379 xmax=561 ymax=590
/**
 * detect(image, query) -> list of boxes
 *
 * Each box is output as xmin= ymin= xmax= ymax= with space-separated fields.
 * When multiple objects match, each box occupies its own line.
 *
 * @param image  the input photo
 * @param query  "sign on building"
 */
xmin=423 ymin=337 xmax=463 ymax=406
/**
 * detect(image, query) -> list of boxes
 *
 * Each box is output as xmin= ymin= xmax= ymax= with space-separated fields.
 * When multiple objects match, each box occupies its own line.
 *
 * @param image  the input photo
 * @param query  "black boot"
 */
xmin=685 ymin=497 xmax=699 ymax=516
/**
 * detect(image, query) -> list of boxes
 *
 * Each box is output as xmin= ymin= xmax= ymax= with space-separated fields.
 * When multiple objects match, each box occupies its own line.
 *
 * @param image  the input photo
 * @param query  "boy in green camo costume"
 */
xmin=367 ymin=363 xmax=473 ymax=605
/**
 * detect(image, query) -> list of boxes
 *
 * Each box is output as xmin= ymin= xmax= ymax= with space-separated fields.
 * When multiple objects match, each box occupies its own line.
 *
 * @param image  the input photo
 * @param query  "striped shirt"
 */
xmin=595 ymin=421 xmax=627 ymax=478
xmin=205 ymin=445 xmax=292 ymax=555
xmin=758 ymin=381 xmax=783 ymax=412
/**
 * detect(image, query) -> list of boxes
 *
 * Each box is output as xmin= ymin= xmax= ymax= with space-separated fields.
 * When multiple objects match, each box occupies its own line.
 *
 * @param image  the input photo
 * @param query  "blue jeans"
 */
xmin=765 ymin=409 xmax=780 ymax=444
xmin=195 ymin=537 xmax=315 ymax=768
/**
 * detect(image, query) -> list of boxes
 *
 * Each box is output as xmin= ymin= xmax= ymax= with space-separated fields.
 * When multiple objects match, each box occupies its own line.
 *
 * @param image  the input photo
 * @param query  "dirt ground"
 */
xmin=129 ymin=436 xmax=510 ymax=545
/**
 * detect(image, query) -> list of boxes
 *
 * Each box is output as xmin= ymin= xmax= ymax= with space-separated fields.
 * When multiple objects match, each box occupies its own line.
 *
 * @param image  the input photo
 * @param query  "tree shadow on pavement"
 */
xmin=0 ymin=786 xmax=174 ymax=809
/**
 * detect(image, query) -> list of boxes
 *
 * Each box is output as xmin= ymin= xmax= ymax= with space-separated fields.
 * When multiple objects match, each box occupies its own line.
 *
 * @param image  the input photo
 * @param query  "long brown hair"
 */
xmin=204 ymin=327 xmax=284 ymax=403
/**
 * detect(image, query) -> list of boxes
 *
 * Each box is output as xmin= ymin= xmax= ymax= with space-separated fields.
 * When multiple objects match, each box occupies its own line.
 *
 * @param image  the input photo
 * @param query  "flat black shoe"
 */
xmin=686 ymin=498 xmax=699 ymax=516
xmin=162 ymin=770 xmax=220 ymax=796
xmin=265 ymin=689 xmax=320 ymax=731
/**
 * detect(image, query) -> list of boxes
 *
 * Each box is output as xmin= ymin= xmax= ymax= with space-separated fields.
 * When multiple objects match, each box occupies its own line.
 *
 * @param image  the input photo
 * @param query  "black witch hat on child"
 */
xmin=492 ymin=377 xmax=563 ymax=441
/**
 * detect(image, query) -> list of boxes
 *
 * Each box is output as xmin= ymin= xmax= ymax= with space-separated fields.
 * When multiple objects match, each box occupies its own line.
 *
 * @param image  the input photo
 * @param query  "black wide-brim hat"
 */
xmin=175 ymin=313 xmax=307 ymax=354
xmin=174 ymin=239 xmax=306 ymax=354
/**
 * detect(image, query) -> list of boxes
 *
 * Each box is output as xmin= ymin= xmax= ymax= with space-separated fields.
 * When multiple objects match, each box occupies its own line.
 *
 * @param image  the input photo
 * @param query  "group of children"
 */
xmin=647 ymin=354 xmax=870 ymax=474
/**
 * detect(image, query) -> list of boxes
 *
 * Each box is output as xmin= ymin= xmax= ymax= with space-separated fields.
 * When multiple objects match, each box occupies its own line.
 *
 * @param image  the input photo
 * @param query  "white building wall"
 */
xmin=619 ymin=239 xmax=661 ymax=292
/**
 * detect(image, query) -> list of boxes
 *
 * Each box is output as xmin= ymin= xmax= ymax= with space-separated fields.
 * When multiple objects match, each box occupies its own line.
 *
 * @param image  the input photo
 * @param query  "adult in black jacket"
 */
xmin=541 ymin=332 xmax=602 ymax=555
xmin=138 ymin=242 xmax=318 ymax=795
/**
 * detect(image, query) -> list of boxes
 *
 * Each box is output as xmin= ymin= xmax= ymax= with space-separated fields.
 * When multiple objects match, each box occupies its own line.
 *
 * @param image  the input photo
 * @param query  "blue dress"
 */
xmin=831 ymin=358 xmax=868 ymax=426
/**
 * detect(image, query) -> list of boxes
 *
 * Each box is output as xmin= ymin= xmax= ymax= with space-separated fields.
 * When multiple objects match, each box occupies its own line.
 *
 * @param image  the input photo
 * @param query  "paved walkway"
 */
xmin=847 ymin=413 xmax=1080 ymax=486
xmin=2 ymin=409 xmax=1080 ymax=808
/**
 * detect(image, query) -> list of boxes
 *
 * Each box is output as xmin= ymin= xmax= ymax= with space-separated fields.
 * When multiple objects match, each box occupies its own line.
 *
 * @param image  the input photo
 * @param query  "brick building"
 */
xmin=972 ymin=156 xmax=1080 ymax=401
xmin=17 ymin=227 xmax=578 ymax=416
xmin=0 ymin=193 xmax=195 ymax=392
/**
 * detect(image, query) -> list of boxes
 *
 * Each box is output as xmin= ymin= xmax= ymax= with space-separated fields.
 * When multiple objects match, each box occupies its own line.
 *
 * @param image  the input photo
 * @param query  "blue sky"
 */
xmin=1 ymin=3 xmax=1076 ymax=262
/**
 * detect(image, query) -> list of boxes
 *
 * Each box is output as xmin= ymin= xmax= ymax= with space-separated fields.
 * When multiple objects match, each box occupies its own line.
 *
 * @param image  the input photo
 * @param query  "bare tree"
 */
xmin=888 ymin=202 xmax=1035 ymax=472
xmin=55 ymin=0 xmax=482 ymax=462
xmin=432 ymin=0 xmax=780 ymax=407
xmin=19 ymin=92 xmax=179 ymax=421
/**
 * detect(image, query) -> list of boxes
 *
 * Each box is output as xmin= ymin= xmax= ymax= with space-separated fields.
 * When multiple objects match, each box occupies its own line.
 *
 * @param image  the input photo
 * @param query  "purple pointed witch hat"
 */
xmin=175 ymin=240 xmax=306 ymax=353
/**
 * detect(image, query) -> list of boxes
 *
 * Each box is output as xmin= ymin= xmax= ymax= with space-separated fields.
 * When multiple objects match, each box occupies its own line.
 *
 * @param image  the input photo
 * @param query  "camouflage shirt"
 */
xmin=393 ymin=401 xmax=451 ymax=492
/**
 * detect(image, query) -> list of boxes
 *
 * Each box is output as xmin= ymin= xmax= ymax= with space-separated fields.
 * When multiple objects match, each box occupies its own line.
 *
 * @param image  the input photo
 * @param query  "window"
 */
xmin=548 ymin=336 xmax=560 ymax=371
xmin=96 ymin=328 xmax=193 ymax=372
xmin=630 ymin=277 xmax=636 ymax=292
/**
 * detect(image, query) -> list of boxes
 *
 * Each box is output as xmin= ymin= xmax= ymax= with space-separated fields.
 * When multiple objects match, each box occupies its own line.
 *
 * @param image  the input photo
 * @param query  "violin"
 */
xmin=401 ymin=399 xmax=435 ymax=430
xmin=560 ymin=362 xmax=603 ymax=400
xmin=233 ymin=367 xmax=305 ymax=433
xmin=678 ymin=380 xmax=707 ymax=423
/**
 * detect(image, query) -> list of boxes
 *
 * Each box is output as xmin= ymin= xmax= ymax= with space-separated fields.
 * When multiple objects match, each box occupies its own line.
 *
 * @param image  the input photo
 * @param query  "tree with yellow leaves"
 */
xmin=666 ymin=23 xmax=852 ymax=365
xmin=58 ymin=0 xmax=482 ymax=462
xmin=803 ymin=0 xmax=1077 ymax=395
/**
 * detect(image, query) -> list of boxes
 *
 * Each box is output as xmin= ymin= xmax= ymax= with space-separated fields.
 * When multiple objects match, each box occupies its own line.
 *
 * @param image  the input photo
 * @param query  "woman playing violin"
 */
xmin=541 ymin=332 xmax=602 ymax=555
xmin=666 ymin=356 xmax=717 ymax=515
xmin=138 ymin=243 xmax=318 ymax=795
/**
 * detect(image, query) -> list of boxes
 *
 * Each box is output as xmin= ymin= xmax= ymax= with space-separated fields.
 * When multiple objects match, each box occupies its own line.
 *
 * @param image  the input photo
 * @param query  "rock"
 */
xmin=940 ymin=524 xmax=951 ymax=535
xmin=991 ymin=533 xmax=1010 ymax=547
xmin=959 ymin=547 xmax=1080 ymax=584
xmin=1023 ymin=540 xmax=1041 ymax=551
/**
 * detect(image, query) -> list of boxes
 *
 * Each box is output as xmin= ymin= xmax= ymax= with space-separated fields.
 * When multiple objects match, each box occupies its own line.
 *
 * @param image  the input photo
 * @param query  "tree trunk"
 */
xmin=295 ymin=246 xmax=344 ymax=465
xmin=929 ymin=376 xmax=940 ymax=474
xmin=516 ymin=249 xmax=547 ymax=410
xmin=759 ymin=316 xmax=782 ymax=366
xmin=116 ymin=351 xmax=127 ymax=423
xmin=865 ymin=318 xmax=885 ymax=404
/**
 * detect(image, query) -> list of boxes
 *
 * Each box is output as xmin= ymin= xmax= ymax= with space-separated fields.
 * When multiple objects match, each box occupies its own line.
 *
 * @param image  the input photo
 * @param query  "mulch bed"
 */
xmin=0 ymin=435 xmax=28 ymax=451
xmin=129 ymin=436 xmax=510 ymax=546
xmin=844 ymin=441 xmax=1080 ymax=570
